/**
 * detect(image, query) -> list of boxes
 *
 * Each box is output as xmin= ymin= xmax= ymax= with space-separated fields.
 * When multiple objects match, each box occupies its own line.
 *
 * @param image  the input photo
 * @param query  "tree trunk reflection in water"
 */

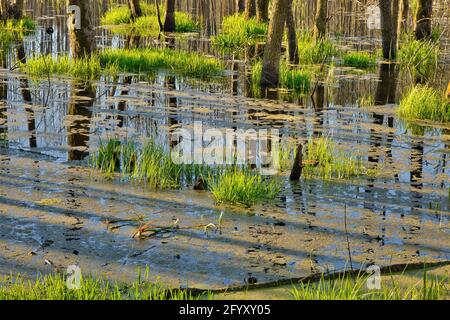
xmin=67 ymin=82 xmax=95 ymax=161
xmin=16 ymin=42 xmax=37 ymax=149
xmin=165 ymin=75 xmax=179 ymax=149
xmin=0 ymin=57 xmax=7 ymax=146
xmin=312 ymin=84 xmax=325 ymax=137
xmin=367 ymin=63 xmax=399 ymax=192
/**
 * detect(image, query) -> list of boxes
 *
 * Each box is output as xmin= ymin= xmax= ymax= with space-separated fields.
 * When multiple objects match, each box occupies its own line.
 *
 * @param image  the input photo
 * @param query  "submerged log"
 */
xmin=289 ymin=143 xmax=303 ymax=181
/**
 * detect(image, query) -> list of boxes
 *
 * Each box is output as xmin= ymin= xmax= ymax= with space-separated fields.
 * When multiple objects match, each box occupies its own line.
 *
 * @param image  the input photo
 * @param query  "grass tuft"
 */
xmin=5 ymin=17 xmax=37 ymax=32
xmin=297 ymin=32 xmax=340 ymax=64
xmin=131 ymin=139 xmax=182 ymax=189
xmin=251 ymin=60 xmax=312 ymax=93
xmin=398 ymin=36 xmax=439 ymax=79
xmin=23 ymin=49 xmax=222 ymax=80
xmin=102 ymin=3 xmax=198 ymax=33
xmin=302 ymin=137 xmax=369 ymax=180
xmin=291 ymin=270 xmax=447 ymax=300
xmin=208 ymin=167 xmax=281 ymax=206
xmin=212 ymin=13 xmax=268 ymax=52
xmin=99 ymin=48 xmax=223 ymax=79
xmin=398 ymin=85 xmax=449 ymax=123
xmin=23 ymin=54 xmax=116 ymax=80
xmin=342 ymin=51 xmax=377 ymax=68
xmin=89 ymin=138 xmax=281 ymax=205
xmin=0 ymin=270 xmax=204 ymax=300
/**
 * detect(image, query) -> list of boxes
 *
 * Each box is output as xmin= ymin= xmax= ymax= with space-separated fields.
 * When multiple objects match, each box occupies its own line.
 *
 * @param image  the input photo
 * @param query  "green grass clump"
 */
xmin=102 ymin=5 xmax=133 ymax=25
xmin=89 ymin=139 xmax=182 ymax=189
xmin=102 ymin=3 xmax=198 ymax=33
xmin=1 ymin=18 xmax=37 ymax=60
xmin=398 ymin=37 xmax=439 ymax=79
xmin=24 ymin=48 xmax=221 ymax=80
xmin=5 ymin=17 xmax=37 ymax=32
xmin=251 ymin=60 xmax=312 ymax=93
xmin=23 ymin=55 xmax=115 ymax=80
xmin=297 ymin=32 xmax=340 ymax=64
xmin=89 ymin=137 xmax=282 ymax=205
xmin=279 ymin=63 xmax=312 ymax=93
xmin=302 ymin=136 xmax=367 ymax=180
xmin=358 ymin=94 xmax=375 ymax=107
xmin=291 ymin=270 xmax=447 ymax=300
xmin=212 ymin=13 xmax=267 ymax=52
xmin=398 ymin=85 xmax=449 ymax=123
xmin=0 ymin=270 xmax=204 ymax=300
xmin=342 ymin=51 xmax=377 ymax=68
xmin=131 ymin=139 xmax=182 ymax=189
xmin=208 ymin=167 xmax=281 ymax=206
xmin=88 ymin=139 xmax=122 ymax=179
xmin=0 ymin=29 xmax=14 ymax=61
xmin=99 ymin=48 xmax=223 ymax=79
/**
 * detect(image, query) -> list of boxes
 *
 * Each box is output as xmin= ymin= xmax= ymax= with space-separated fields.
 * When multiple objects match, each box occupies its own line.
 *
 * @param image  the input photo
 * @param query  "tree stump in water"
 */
xmin=289 ymin=144 xmax=303 ymax=181
xmin=194 ymin=177 xmax=207 ymax=191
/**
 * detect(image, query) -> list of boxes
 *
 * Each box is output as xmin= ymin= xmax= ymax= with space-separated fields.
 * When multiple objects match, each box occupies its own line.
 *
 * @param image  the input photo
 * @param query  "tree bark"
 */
xmin=163 ymin=0 xmax=176 ymax=32
xmin=400 ymin=0 xmax=409 ymax=32
xmin=128 ymin=0 xmax=142 ymax=21
xmin=289 ymin=144 xmax=303 ymax=181
xmin=67 ymin=0 xmax=97 ymax=58
xmin=260 ymin=0 xmax=288 ymax=88
xmin=286 ymin=2 xmax=299 ymax=64
xmin=415 ymin=0 xmax=433 ymax=40
xmin=392 ymin=0 xmax=400 ymax=56
xmin=236 ymin=0 xmax=245 ymax=13
xmin=379 ymin=0 xmax=399 ymax=59
xmin=256 ymin=0 xmax=269 ymax=22
xmin=314 ymin=0 xmax=327 ymax=39
xmin=245 ymin=0 xmax=256 ymax=19
xmin=1 ymin=0 xmax=24 ymax=20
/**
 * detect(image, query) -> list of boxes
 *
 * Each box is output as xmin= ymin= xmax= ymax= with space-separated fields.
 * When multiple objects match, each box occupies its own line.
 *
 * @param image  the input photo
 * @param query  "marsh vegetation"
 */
xmin=0 ymin=0 xmax=449 ymax=301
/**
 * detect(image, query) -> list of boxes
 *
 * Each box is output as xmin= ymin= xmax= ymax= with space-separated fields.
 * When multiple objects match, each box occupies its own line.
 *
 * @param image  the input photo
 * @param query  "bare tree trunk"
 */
xmin=163 ymin=0 xmax=176 ymax=32
xmin=128 ymin=0 xmax=142 ymax=21
xmin=0 ymin=1 xmax=7 ymax=21
xmin=400 ymin=0 xmax=409 ymax=32
xmin=67 ymin=0 xmax=97 ymax=58
xmin=1 ymin=0 xmax=24 ymax=20
xmin=314 ymin=0 xmax=328 ymax=39
xmin=260 ymin=0 xmax=288 ymax=88
xmin=379 ymin=0 xmax=399 ymax=59
xmin=286 ymin=2 xmax=299 ymax=64
xmin=102 ymin=0 xmax=108 ymax=14
xmin=256 ymin=0 xmax=269 ymax=22
xmin=236 ymin=0 xmax=245 ymax=13
xmin=245 ymin=0 xmax=256 ymax=19
xmin=14 ymin=0 xmax=24 ymax=19
xmin=392 ymin=0 xmax=400 ymax=55
xmin=415 ymin=0 xmax=433 ymax=40
xmin=289 ymin=144 xmax=303 ymax=181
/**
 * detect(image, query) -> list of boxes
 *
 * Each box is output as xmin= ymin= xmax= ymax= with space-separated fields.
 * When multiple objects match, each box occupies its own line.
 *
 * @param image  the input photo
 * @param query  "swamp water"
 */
xmin=0 ymin=11 xmax=449 ymax=290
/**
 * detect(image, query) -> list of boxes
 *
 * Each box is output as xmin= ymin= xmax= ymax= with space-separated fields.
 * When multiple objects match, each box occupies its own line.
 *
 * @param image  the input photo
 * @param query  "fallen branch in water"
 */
xmin=132 ymin=212 xmax=224 ymax=240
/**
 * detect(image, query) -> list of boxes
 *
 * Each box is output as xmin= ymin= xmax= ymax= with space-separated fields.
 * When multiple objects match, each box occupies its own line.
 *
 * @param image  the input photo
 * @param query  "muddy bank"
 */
xmin=0 ymin=148 xmax=448 ymax=289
